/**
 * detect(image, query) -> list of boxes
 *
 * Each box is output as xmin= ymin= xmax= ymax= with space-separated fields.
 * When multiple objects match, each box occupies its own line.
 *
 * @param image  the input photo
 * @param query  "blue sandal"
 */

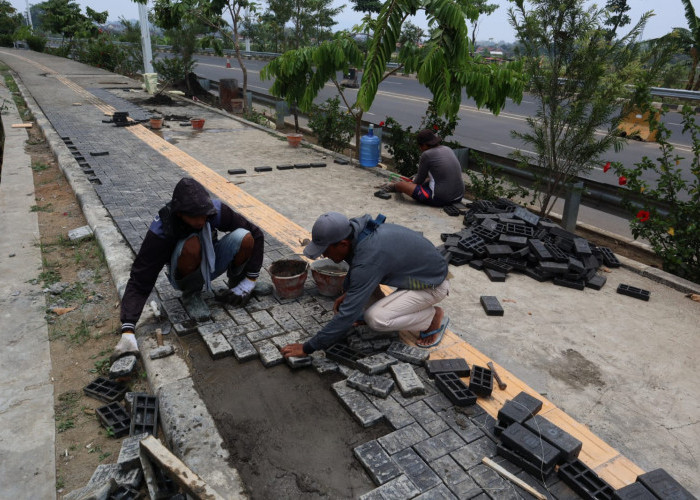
xmin=418 ymin=316 xmax=449 ymax=348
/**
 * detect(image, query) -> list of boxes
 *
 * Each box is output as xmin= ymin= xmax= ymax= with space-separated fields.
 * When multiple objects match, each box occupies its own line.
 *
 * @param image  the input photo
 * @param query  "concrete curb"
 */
xmin=11 ymin=71 xmax=247 ymax=498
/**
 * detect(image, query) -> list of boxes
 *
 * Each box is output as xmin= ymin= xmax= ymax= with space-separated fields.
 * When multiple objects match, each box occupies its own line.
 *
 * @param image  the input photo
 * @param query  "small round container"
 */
xmin=310 ymin=259 xmax=348 ymax=297
xmin=268 ymin=259 xmax=308 ymax=299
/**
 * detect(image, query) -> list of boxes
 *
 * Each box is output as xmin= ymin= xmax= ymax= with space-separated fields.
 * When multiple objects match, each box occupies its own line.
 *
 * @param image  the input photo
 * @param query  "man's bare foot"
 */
xmin=417 ymin=307 xmax=444 ymax=347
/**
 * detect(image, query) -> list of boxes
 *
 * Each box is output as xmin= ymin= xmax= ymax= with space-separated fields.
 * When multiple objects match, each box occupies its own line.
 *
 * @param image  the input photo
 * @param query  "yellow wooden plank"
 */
xmin=11 ymin=123 xmax=32 ymax=128
xmin=594 ymin=456 xmax=645 ymax=489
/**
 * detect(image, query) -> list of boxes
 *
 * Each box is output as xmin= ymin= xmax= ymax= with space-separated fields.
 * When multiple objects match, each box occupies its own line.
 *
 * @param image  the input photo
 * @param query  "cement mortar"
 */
xmin=187 ymin=339 xmax=389 ymax=498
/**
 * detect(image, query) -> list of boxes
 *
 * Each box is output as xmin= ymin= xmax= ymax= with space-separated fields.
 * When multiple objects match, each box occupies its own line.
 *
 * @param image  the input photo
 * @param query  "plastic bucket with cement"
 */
xmin=268 ymin=259 xmax=308 ymax=299
xmin=310 ymin=259 xmax=348 ymax=297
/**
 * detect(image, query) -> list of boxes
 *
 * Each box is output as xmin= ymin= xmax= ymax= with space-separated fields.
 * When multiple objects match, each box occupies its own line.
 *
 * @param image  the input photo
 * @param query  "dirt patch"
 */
xmin=186 ymin=338 xmax=388 ymax=499
xmin=23 ymin=118 xmax=149 ymax=495
xmin=548 ymin=348 xmax=606 ymax=389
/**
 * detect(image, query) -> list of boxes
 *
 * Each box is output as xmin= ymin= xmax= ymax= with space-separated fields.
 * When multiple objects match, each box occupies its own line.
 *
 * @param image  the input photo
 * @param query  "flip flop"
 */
xmin=417 ymin=316 xmax=449 ymax=348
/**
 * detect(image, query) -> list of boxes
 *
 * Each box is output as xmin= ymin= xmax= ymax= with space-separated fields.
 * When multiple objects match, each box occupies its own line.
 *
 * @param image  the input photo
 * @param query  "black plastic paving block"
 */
xmin=512 ymin=246 xmax=530 ymax=259
xmin=568 ymin=257 xmax=585 ymax=274
xmin=501 ymin=423 xmax=561 ymax=474
xmin=374 ymin=191 xmax=392 ymax=200
xmin=326 ymin=343 xmax=364 ymax=368
xmin=616 ymin=284 xmax=651 ymax=301
xmin=523 ymin=415 xmax=582 ymax=463
xmin=480 ymin=296 xmax=504 ymax=316
xmin=558 ymin=460 xmax=615 ymax=500
xmin=469 ymin=365 xmax=493 ymax=397
xmin=334 ymin=157 xmax=349 ymax=165
xmin=435 ymin=372 xmax=477 ymax=407
xmin=637 ymin=468 xmax=695 ymax=500
xmin=484 ymin=268 xmax=506 ymax=282
xmin=553 ymin=276 xmax=586 ymax=290
xmin=130 ymin=393 xmax=158 ymax=437
xmin=498 ymin=234 xmax=528 ymax=248
xmin=613 ymin=482 xmax=657 ymax=500
xmin=539 ymin=261 xmax=569 ymax=274
xmin=485 ymin=244 xmax=513 ymax=258
xmin=523 ymin=266 xmax=553 ymax=282
xmin=574 ymin=238 xmax=593 ymax=256
xmin=497 ymin=442 xmax=555 ymax=478
xmin=294 ymin=163 xmax=311 ymax=168
xmin=310 ymin=162 xmax=327 ymax=168
xmin=84 ymin=376 xmax=127 ymax=403
xmin=468 ymin=259 xmax=485 ymax=270
xmin=448 ymin=251 xmax=471 ymax=267
xmin=498 ymin=391 xmax=543 ymax=425
xmin=513 ymin=206 xmax=540 ymax=226
xmin=472 ymin=225 xmax=501 ymax=242
xmin=443 ymin=205 xmax=461 ymax=216
xmin=500 ymin=257 xmax=528 ymax=272
xmin=528 ymin=239 xmax=553 ymax=261
xmin=586 ymin=274 xmax=607 ymax=290
xmin=582 ymin=254 xmax=601 ymax=271
xmin=504 ymin=223 xmax=535 ymax=238
xmin=254 ymin=166 xmax=272 ymax=172
xmin=596 ymin=246 xmax=621 ymax=268
xmin=96 ymin=402 xmax=131 ymax=437
xmin=90 ymin=151 xmax=109 ymax=156
xmin=543 ymin=242 xmax=570 ymax=262
xmin=276 ymin=164 xmax=294 ymax=170
xmin=458 ymin=234 xmax=487 ymax=256
xmin=425 ymin=358 xmax=470 ymax=378
xmin=550 ymin=226 xmax=576 ymax=240
xmin=228 ymin=168 xmax=246 ymax=175
xmin=483 ymin=258 xmax=512 ymax=274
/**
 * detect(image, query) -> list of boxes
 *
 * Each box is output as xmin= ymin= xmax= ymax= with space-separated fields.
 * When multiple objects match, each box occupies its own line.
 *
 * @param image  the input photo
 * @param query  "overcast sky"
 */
xmin=8 ymin=0 xmax=692 ymax=43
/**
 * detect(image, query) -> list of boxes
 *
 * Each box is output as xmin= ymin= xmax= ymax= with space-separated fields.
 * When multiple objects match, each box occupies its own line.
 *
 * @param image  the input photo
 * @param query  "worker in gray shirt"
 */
xmin=381 ymin=129 xmax=465 ymax=206
xmin=280 ymin=212 xmax=450 ymax=358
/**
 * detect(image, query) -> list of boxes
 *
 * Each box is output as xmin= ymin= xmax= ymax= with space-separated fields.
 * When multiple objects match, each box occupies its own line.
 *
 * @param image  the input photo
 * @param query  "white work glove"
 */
xmin=231 ymin=278 xmax=256 ymax=297
xmin=111 ymin=332 xmax=139 ymax=362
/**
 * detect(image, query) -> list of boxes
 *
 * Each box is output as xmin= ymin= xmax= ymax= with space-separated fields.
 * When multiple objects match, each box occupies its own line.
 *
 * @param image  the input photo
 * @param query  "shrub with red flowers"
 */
xmin=610 ymin=102 xmax=700 ymax=283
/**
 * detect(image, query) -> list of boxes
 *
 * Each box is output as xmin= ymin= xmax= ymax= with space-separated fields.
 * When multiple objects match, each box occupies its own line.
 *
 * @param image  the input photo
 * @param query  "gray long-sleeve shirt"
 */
xmin=303 ymin=215 xmax=448 ymax=353
xmin=414 ymin=145 xmax=465 ymax=205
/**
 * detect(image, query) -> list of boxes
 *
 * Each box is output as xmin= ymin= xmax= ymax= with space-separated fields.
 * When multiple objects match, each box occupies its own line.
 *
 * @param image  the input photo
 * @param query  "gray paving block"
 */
xmin=286 ymin=355 xmax=312 ymax=369
xmin=354 ymin=440 xmax=402 ymax=486
xmin=406 ymin=400 xmax=450 ymax=436
xmin=359 ymin=474 xmax=421 ymax=500
xmin=439 ymin=407 xmax=485 ymax=444
xmin=391 ymin=363 xmax=426 ymax=397
xmin=447 ymin=476 xmax=483 ymax=499
xmin=393 ymin=448 xmax=442 ymax=492
xmin=431 ymin=454 xmax=470 ymax=487
xmin=347 ymin=370 xmax=395 ymax=398
xmin=87 ymin=463 xmax=143 ymax=490
xmin=378 ymin=422 xmax=430 ymax=455
xmin=414 ymin=483 xmax=459 ymax=500
xmin=200 ymin=329 xmax=234 ymax=359
xmin=468 ymin=463 xmax=512 ymax=494
xmin=423 ymin=393 xmax=452 ymax=413
xmin=387 ymin=341 xmax=430 ymax=365
xmin=197 ymin=322 xmax=221 ymax=336
xmin=450 ymin=437 xmax=497 ymax=471
xmin=332 ymin=381 xmax=384 ymax=428
xmin=269 ymin=330 xmax=307 ymax=348
xmin=225 ymin=323 xmax=258 ymax=337
xmin=224 ymin=333 xmax=258 ymax=362
xmin=109 ymin=355 xmax=138 ymax=378
xmin=367 ymin=394 xmax=415 ymax=430
xmin=255 ymin=339 xmax=284 ymax=367
xmin=250 ymin=309 xmax=276 ymax=327
xmin=413 ymin=429 xmax=466 ymax=463
xmin=312 ymin=356 xmax=340 ymax=375
xmin=228 ymin=308 xmax=255 ymax=325
xmin=149 ymin=345 xmax=175 ymax=360
xmin=68 ymin=224 xmax=93 ymax=241
xmin=246 ymin=325 xmax=285 ymax=343
xmin=357 ymin=352 xmax=400 ymax=375
xmin=117 ymin=432 xmax=148 ymax=471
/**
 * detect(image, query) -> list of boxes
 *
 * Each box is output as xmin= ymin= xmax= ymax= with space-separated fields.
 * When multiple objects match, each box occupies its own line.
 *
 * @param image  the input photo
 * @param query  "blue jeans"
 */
xmin=169 ymin=228 xmax=250 ymax=291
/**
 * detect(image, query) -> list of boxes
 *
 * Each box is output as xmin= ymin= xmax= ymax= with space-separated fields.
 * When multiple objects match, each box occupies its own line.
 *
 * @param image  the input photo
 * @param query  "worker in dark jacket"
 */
xmin=380 ymin=129 xmax=464 ymax=206
xmin=113 ymin=177 xmax=266 ymax=359
xmin=281 ymin=212 xmax=450 ymax=358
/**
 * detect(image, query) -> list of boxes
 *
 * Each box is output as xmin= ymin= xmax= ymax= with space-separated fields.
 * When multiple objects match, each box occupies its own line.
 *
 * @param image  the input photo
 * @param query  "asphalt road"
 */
xmin=188 ymin=55 xmax=695 ymax=180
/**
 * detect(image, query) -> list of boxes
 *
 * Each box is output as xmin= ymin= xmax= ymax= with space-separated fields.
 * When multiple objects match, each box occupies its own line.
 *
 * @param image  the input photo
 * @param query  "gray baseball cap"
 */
xmin=303 ymin=212 xmax=352 ymax=259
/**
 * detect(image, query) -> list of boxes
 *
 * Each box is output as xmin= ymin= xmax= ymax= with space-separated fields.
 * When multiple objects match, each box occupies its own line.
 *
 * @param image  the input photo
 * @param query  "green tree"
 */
xmin=0 ymin=1 xmax=23 ymax=35
xmin=468 ymin=0 xmax=498 ymax=52
xmin=350 ymin=0 xmax=381 ymax=15
xmin=290 ymin=0 xmax=343 ymax=48
xmin=658 ymin=0 xmax=700 ymax=90
xmin=264 ymin=0 xmax=292 ymax=52
xmin=603 ymin=0 xmax=631 ymax=40
xmin=398 ymin=21 xmax=423 ymax=47
xmin=117 ymin=17 xmax=142 ymax=44
xmin=34 ymin=0 xmax=106 ymax=42
xmin=507 ymin=0 xmax=652 ymax=217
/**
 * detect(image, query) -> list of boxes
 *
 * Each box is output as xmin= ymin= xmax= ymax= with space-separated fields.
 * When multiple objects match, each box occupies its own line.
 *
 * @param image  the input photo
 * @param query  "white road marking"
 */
xmin=491 ymin=142 xmax=536 ymax=155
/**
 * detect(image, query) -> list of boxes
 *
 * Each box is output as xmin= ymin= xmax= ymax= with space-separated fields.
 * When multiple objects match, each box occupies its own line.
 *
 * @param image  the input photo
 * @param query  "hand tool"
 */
xmin=487 ymin=361 xmax=507 ymax=390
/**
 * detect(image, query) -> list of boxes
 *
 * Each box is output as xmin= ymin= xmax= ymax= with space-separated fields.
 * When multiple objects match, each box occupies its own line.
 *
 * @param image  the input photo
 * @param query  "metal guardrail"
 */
xmin=197 ymin=72 xmax=669 ymax=219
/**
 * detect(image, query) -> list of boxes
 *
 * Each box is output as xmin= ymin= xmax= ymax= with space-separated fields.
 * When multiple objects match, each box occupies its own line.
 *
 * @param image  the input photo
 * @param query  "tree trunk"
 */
xmin=686 ymin=48 xmax=698 ymax=90
xmin=232 ymin=6 xmax=248 ymax=113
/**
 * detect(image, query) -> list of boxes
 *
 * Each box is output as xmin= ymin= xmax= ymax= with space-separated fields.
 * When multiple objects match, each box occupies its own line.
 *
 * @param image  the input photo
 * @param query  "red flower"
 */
xmin=636 ymin=210 xmax=650 ymax=222
xmin=433 ymin=124 xmax=439 ymax=131
xmin=618 ymin=176 xmax=627 ymax=186
xmin=603 ymin=162 xmax=611 ymax=172
xmin=379 ymin=121 xmax=385 ymax=127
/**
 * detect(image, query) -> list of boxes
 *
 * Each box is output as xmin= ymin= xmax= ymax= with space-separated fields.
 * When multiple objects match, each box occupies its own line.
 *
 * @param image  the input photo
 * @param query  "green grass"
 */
xmin=55 ymin=391 xmax=80 ymax=433
xmin=70 ymin=319 xmax=92 ymax=344
xmin=90 ymin=357 xmax=110 ymax=376
xmin=31 ymin=162 xmax=49 ymax=172
xmin=30 ymin=203 xmax=53 ymax=212
xmin=59 ymin=282 xmax=87 ymax=304
xmin=39 ymin=268 xmax=61 ymax=286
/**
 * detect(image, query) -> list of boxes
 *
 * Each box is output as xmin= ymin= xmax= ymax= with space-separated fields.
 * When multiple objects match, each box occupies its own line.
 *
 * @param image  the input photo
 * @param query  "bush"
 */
xmin=26 ymin=34 xmax=47 ymax=52
xmin=384 ymin=117 xmax=420 ymax=177
xmin=0 ymin=34 xmax=13 ymax=47
xmin=611 ymin=104 xmax=700 ymax=283
xmin=73 ymin=37 xmax=128 ymax=72
xmin=308 ymin=97 xmax=354 ymax=153
xmin=419 ymin=101 xmax=461 ymax=149
xmin=465 ymin=152 xmax=530 ymax=202
xmin=153 ymin=55 xmax=195 ymax=85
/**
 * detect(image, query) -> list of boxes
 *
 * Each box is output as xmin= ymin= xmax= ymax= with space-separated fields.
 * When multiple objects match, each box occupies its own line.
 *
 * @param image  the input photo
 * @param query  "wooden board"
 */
xmin=11 ymin=123 xmax=32 ymax=128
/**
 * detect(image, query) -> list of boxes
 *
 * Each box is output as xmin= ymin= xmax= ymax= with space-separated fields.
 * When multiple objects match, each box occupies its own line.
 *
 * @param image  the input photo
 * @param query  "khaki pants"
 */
xmin=364 ymin=280 xmax=449 ymax=333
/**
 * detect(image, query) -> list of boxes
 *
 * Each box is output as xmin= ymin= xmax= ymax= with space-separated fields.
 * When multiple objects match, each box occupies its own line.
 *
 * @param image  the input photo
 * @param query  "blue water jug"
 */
xmin=359 ymin=124 xmax=380 ymax=168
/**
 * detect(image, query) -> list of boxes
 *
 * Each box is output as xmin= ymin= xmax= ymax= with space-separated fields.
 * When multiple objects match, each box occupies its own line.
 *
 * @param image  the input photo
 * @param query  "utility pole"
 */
xmin=25 ymin=0 xmax=33 ymax=29
xmin=138 ymin=1 xmax=154 ymax=74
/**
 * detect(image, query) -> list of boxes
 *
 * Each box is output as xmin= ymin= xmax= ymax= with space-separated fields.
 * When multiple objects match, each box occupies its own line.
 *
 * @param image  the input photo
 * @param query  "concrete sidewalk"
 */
xmin=0 ymin=48 xmax=698 ymax=496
